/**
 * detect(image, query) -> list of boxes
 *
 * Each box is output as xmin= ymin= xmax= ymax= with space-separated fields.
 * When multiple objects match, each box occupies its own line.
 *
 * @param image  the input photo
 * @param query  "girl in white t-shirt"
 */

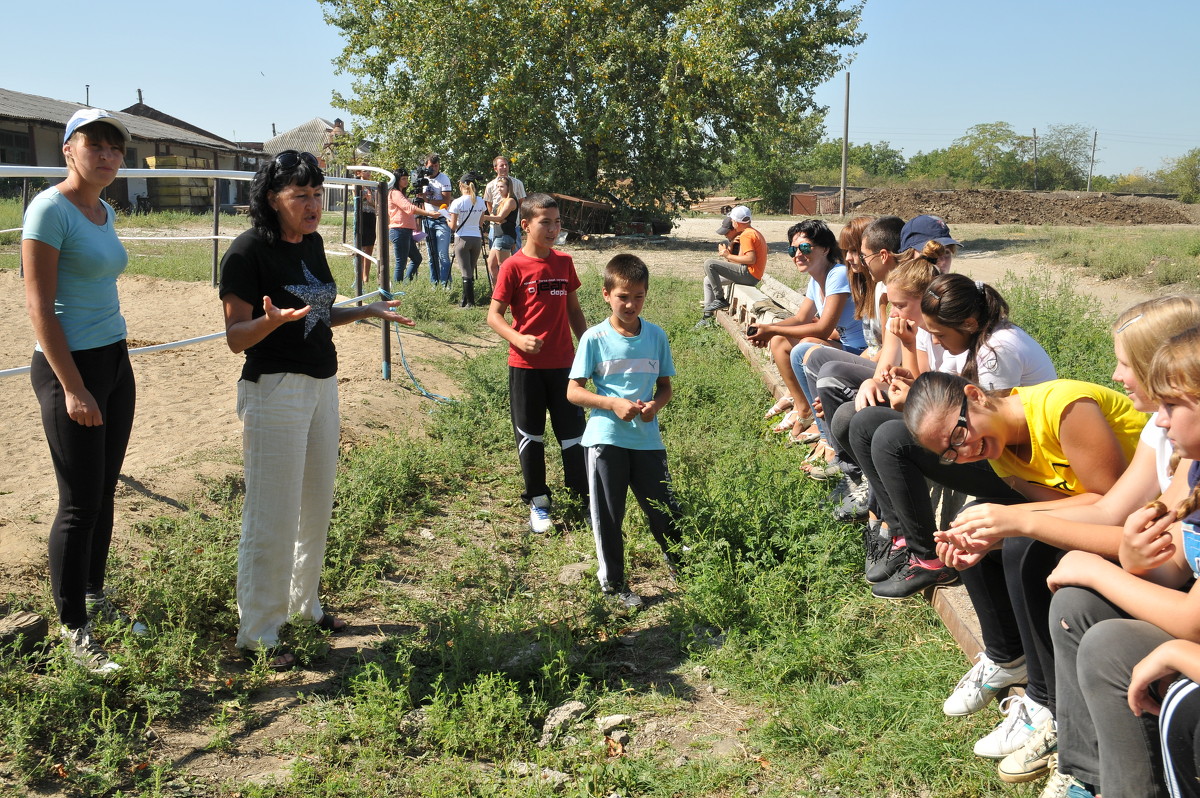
xmin=448 ymin=172 xmax=488 ymax=307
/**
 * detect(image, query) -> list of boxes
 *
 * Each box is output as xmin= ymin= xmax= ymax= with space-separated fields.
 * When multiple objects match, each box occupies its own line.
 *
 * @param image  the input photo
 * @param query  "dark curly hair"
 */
xmin=249 ymin=152 xmax=324 ymax=246
xmin=786 ymin=219 xmax=844 ymax=264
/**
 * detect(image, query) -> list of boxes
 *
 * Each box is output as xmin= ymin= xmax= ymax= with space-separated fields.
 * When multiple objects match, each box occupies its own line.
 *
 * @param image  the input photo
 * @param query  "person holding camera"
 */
xmin=419 ymin=153 xmax=453 ymax=286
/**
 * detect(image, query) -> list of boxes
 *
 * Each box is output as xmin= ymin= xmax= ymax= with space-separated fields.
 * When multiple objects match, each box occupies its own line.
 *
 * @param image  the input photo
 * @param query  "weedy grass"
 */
xmin=1003 ymin=224 xmax=1200 ymax=288
xmin=0 ymin=258 xmax=1114 ymax=795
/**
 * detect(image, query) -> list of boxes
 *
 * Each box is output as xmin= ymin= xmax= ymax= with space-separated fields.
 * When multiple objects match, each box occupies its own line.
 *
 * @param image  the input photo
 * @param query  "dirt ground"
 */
xmin=0 ymin=192 xmax=1190 ymax=793
xmin=847 ymin=187 xmax=1200 ymax=226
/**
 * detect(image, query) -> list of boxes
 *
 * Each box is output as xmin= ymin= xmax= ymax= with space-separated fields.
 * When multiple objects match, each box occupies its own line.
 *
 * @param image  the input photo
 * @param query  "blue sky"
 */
xmin=7 ymin=0 xmax=1197 ymax=176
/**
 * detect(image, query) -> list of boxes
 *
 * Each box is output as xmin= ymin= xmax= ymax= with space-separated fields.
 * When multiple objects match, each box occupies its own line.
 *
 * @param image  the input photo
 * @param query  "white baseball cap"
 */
xmin=63 ymin=108 xmax=131 ymax=144
xmin=728 ymin=205 xmax=752 ymax=223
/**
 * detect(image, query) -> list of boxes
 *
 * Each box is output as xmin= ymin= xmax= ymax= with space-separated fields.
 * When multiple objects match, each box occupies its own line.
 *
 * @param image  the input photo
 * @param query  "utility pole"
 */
xmin=85 ymin=84 xmax=90 ymax=106
xmin=1087 ymin=130 xmax=1098 ymax=192
xmin=839 ymin=72 xmax=849 ymax=216
xmin=1032 ymin=128 xmax=1038 ymax=191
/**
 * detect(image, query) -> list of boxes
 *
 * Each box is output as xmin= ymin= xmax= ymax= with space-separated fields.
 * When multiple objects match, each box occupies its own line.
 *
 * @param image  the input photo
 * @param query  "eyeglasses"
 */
xmin=273 ymin=150 xmax=319 ymax=170
xmin=938 ymin=393 xmax=971 ymax=465
xmin=788 ymin=242 xmax=814 ymax=257
xmin=861 ymin=250 xmax=882 ymax=266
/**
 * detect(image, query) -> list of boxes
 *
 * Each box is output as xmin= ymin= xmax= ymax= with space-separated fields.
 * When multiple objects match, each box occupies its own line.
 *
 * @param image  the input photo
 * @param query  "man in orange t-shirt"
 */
xmin=699 ymin=205 xmax=766 ymax=323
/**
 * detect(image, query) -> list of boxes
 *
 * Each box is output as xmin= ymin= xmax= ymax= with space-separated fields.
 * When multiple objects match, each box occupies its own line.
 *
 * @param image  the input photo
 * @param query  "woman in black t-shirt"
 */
xmin=219 ymin=150 xmax=413 ymax=670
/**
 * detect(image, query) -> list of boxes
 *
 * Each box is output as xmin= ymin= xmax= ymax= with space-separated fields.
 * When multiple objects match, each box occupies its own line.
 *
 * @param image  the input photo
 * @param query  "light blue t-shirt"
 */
xmin=805 ymin=263 xmax=866 ymax=351
xmin=23 ymin=187 xmax=128 ymax=351
xmin=569 ymin=317 xmax=676 ymax=450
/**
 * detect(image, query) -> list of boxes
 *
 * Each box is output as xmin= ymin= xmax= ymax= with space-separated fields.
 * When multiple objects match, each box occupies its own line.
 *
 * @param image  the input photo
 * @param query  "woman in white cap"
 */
xmin=23 ymin=108 xmax=144 ymax=674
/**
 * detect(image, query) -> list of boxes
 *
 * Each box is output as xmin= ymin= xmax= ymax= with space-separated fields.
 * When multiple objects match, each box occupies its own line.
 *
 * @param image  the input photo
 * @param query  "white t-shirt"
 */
xmin=916 ymin=322 xmax=1056 ymax=390
xmin=449 ymin=195 xmax=487 ymax=238
xmin=484 ymin=175 xmax=526 ymax=210
xmin=1141 ymin=413 xmax=1176 ymax=492
xmin=422 ymin=171 xmax=453 ymax=219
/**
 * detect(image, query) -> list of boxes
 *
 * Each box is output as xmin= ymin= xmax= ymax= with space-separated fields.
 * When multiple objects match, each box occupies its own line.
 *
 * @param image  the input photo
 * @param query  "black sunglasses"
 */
xmin=273 ymin=150 xmax=319 ymax=170
xmin=938 ymin=393 xmax=971 ymax=465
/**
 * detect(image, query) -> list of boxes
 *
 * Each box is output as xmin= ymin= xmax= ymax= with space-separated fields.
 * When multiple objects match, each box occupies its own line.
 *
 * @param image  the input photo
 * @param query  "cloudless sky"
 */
xmin=6 ymin=0 xmax=1197 ymax=176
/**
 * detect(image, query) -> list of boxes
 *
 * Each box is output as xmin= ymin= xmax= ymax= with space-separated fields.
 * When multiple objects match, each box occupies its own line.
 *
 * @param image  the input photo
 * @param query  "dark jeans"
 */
xmin=31 ymin=341 xmax=136 ymax=629
xmin=1051 ymin=587 xmax=1171 ymax=796
xmin=508 ymin=366 xmax=588 ymax=505
xmin=389 ymin=226 xmax=422 ymax=282
xmin=810 ymin=350 xmax=875 ymax=462
xmin=959 ymin=535 xmax=1063 ymax=708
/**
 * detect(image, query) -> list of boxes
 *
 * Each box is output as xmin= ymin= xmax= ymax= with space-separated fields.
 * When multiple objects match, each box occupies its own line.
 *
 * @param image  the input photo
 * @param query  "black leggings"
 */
xmin=31 ymin=341 xmax=136 ymax=629
xmin=508 ymin=366 xmax=587 ymax=505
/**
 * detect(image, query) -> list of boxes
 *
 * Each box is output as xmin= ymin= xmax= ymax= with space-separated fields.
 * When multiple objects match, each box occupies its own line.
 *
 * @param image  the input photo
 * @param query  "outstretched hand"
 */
xmin=366 ymin=299 xmax=416 ymax=327
xmin=264 ymin=295 xmax=310 ymax=326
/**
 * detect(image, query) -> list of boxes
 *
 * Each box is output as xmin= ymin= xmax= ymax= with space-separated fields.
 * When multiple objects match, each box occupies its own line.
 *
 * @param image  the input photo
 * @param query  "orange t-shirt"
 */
xmin=737 ymin=226 xmax=767 ymax=280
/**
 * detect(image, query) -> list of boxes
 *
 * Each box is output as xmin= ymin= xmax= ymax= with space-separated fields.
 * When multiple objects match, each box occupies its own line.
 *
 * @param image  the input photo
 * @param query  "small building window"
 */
xmin=0 ymin=130 xmax=32 ymax=164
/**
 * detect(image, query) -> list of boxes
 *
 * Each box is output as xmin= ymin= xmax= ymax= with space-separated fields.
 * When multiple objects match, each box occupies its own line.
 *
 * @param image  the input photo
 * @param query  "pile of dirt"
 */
xmin=847 ymin=187 xmax=1197 ymax=226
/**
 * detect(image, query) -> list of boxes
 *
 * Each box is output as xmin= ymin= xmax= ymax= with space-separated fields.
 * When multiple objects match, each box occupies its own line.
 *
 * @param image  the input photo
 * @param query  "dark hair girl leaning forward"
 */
xmin=24 ymin=109 xmax=145 ymax=674
xmin=220 ymin=150 xmax=416 ymax=669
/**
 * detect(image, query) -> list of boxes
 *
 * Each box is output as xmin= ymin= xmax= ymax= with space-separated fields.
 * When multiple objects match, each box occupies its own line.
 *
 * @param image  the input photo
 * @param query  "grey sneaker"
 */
xmin=703 ymin=299 xmax=730 ymax=312
xmin=693 ymin=316 xmax=715 ymax=330
xmin=61 ymin=624 xmax=120 ymax=674
xmin=86 ymin=592 xmax=148 ymax=635
xmin=833 ymin=478 xmax=870 ymax=522
xmin=615 ymin=591 xmax=645 ymax=609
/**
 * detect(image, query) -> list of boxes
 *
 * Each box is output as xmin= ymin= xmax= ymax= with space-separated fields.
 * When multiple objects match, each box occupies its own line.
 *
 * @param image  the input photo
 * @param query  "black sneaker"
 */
xmin=865 ymin=535 xmax=908 ymax=584
xmin=871 ymin=557 xmax=960 ymax=599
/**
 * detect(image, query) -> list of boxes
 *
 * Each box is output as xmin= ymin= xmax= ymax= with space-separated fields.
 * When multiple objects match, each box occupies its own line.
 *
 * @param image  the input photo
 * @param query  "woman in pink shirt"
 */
xmin=387 ymin=171 xmax=439 ymax=283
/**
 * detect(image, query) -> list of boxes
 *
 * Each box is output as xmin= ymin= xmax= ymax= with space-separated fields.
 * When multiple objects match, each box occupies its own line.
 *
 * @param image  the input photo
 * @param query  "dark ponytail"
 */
xmin=921 ymin=273 xmax=1010 ymax=382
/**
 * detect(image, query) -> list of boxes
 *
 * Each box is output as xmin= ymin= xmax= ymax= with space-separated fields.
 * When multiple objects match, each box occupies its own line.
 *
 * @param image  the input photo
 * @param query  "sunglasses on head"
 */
xmin=788 ymin=242 xmax=813 ymax=257
xmin=273 ymin=150 xmax=319 ymax=170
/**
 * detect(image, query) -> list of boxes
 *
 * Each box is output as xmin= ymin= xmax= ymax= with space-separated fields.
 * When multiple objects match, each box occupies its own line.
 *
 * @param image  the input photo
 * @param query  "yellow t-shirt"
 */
xmin=990 ymin=379 xmax=1146 ymax=496
xmin=737 ymin=227 xmax=768 ymax=280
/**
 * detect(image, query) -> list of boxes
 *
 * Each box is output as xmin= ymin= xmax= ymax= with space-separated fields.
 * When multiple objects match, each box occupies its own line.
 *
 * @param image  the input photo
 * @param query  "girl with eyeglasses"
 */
xmin=900 ymin=369 xmax=1142 ymax=766
xmin=219 ymin=150 xmax=415 ymax=670
xmin=749 ymin=219 xmax=866 ymax=444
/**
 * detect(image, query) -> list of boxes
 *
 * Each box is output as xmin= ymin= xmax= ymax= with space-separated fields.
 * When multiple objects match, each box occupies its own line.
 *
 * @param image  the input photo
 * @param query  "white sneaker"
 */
xmin=529 ymin=495 xmax=552 ymax=534
xmin=1038 ymin=755 xmax=1088 ymax=798
xmin=944 ymin=652 xmax=1027 ymax=716
xmin=974 ymin=694 xmax=1052 ymax=760
xmin=61 ymin=624 xmax=120 ymax=675
xmin=998 ymin=715 xmax=1057 ymax=782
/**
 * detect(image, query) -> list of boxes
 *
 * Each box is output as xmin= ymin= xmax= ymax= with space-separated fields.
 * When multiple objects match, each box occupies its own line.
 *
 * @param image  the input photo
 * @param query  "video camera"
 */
xmin=412 ymin=165 xmax=433 ymax=193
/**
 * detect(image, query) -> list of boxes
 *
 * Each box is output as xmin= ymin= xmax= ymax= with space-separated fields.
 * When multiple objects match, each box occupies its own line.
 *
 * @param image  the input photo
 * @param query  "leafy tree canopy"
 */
xmin=320 ymin=0 xmax=864 ymax=213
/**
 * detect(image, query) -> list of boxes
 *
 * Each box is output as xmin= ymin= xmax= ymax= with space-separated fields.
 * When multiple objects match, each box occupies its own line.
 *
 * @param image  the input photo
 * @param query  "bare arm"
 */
xmin=23 ymin=239 xmax=100 ymax=426
xmin=747 ymin=298 xmax=817 ymax=345
xmin=222 ymin=293 xmax=310 ymax=354
xmin=566 ymin=290 xmax=587 ymax=341
xmin=1058 ymin=398 xmax=1134 ymax=495
xmin=1129 ymin=639 xmax=1200 ymax=717
xmin=567 ymin=376 xmax=641 ymax=421
xmin=487 ymin=298 xmax=542 ymax=355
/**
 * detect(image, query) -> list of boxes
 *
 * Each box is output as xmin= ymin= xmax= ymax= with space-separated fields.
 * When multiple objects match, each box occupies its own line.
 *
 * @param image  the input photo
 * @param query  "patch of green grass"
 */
xmin=3 ymin=261 xmax=1107 ymax=796
xmin=1011 ymin=225 xmax=1200 ymax=288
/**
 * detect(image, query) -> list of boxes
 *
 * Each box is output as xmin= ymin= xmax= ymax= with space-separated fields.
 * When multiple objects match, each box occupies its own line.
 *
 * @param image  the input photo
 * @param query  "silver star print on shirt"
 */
xmin=284 ymin=260 xmax=337 ymax=338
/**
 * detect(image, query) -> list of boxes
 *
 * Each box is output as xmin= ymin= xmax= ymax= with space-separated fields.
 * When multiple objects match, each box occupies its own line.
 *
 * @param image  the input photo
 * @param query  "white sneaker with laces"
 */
xmin=944 ymin=652 xmax=1027 ymax=716
xmin=529 ymin=495 xmax=553 ymax=534
xmin=1038 ymin=755 xmax=1087 ymax=798
xmin=61 ymin=624 xmax=120 ymax=675
xmin=998 ymin=715 xmax=1057 ymax=782
xmin=974 ymin=694 xmax=1052 ymax=759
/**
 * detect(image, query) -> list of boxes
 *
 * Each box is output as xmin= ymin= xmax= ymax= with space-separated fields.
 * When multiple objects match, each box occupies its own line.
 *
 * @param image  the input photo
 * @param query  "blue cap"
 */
xmin=901 ymin=214 xmax=959 ymax=251
xmin=63 ymin=108 xmax=131 ymax=145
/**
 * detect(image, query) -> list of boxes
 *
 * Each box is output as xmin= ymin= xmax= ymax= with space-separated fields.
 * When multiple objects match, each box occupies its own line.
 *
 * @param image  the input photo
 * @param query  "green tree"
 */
xmin=1037 ymin=124 xmax=1092 ymax=190
xmin=320 ymin=0 xmax=864 ymax=214
xmin=951 ymin=122 xmax=1031 ymax=188
xmin=1158 ymin=148 xmax=1200 ymax=203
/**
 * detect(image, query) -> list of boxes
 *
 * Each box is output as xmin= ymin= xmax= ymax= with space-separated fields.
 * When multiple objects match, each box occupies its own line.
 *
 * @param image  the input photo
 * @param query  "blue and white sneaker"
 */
xmin=529 ymin=495 xmax=553 ymax=534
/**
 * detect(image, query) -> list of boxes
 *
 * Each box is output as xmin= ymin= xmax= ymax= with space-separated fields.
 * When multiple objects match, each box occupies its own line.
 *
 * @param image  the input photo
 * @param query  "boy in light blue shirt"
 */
xmin=567 ymin=254 xmax=683 ymax=608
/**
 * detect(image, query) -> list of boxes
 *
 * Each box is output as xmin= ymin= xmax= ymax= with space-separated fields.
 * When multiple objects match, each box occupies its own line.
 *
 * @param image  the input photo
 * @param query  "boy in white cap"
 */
xmin=698 ymin=204 xmax=766 ymax=326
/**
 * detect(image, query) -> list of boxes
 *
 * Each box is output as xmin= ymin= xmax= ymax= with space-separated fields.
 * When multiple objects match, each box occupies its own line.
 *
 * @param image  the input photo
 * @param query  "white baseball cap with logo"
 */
xmin=728 ymin=205 xmax=752 ymax=224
